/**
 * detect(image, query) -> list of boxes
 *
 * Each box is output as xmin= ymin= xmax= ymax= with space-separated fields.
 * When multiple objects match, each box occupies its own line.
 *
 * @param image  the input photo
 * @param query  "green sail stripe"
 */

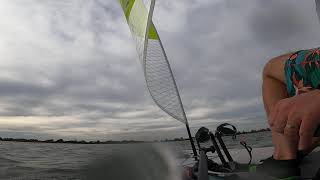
xmin=149 ymin=23 xmax=159 ymax=40
xmin=119 ymin=0 xmax=135 ymax=20
xmin=119 ymin=0 xmax=159 ymax=40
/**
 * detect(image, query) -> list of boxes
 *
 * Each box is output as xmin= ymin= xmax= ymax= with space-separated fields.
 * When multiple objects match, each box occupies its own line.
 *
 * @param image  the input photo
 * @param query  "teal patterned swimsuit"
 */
xmin=285 ymin=48 xmax=320 ymax=97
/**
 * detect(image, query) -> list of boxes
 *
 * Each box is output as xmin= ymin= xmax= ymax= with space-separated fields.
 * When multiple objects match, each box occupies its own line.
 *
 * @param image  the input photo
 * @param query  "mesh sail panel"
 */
xmin=145 ymin=39 xmax=186 ymax=122
xmin=119 ymin=0 xmax=187 ymax=123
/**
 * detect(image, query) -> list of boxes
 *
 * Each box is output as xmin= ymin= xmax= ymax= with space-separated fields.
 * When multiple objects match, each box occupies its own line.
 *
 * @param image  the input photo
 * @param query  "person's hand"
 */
xmin=268 ymin=90 xmax=320 ymax=150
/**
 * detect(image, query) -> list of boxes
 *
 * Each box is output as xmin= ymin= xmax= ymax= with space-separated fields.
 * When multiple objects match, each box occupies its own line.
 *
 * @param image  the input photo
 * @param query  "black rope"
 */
xmin=240 ymin=140 xmax=253 ymax=165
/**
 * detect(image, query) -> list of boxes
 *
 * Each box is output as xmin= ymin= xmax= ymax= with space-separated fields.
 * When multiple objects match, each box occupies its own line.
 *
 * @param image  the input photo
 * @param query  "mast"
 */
xmin=145 ymin=0 xmax=197 ymax=158
xmin=119 ymin=0 xmax=198 ymax=159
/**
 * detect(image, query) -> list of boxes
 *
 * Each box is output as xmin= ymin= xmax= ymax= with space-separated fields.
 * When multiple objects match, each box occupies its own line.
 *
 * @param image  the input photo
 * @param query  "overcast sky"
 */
xmin=0 ymin=0 xmax=319 ymax=141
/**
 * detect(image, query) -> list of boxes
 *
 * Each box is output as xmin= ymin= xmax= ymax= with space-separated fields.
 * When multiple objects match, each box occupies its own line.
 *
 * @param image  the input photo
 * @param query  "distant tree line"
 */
xmin=158 ymin=128 xmax=271 ymax=142
xmin=0 ymin=128 xmax=271 ymax=144
xmin=0 ymin=137 xmax=144 ymax=144
xmin=236 ymin=128 xmax=271 ymax=135
xmin=157 ymin=137 xmax=185 ymax=142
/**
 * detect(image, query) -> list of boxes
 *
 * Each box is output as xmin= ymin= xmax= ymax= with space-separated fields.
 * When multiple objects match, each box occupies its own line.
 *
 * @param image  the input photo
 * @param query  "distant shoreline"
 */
xmin=159 ymin=128 xmax=271 ymax=142
xmin=236 ymin=128 xmax=270 ymax=135
xmin=0 ymin=138 xmax=145 ymax=145
xmin=0 ymin=128 xmax=271 ymax=145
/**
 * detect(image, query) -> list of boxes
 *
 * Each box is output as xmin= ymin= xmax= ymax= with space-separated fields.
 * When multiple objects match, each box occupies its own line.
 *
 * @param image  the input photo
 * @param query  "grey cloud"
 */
xmin=0 ymin=0 xmax=319 ymax=141
xmin=248 ymin=0 xmax=319 ymax=48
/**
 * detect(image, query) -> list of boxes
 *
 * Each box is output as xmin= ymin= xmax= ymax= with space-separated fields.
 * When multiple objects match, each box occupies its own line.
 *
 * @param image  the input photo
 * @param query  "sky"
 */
xmin=0 ymin=0 xmax=319 ymax=141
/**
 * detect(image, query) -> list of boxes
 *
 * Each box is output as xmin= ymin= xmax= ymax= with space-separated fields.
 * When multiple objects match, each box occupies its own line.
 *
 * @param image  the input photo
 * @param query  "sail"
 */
xmin=119 ymin=0 xmax=188 ymax=124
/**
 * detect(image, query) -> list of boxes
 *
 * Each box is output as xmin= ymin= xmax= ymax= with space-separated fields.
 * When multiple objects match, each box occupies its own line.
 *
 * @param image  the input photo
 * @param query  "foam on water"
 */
xmin=83 ymin=144 xmax=182 ymax=180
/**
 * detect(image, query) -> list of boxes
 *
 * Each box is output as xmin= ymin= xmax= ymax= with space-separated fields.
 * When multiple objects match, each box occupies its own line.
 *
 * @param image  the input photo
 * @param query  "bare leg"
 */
xmin=263 ymin=53 xmax=320 ymax=160
xmin=262 ymin=53 xmax=299 ymax=160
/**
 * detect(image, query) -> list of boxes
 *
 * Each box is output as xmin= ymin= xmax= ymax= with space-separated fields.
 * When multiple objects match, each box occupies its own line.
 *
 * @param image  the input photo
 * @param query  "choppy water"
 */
xmin=0 ymin=131 xmax=272 ymax=180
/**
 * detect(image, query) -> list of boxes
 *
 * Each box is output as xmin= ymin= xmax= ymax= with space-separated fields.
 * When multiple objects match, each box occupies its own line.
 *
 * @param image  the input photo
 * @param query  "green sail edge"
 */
xmin=119 ymin=0 xmax=159 ymax=40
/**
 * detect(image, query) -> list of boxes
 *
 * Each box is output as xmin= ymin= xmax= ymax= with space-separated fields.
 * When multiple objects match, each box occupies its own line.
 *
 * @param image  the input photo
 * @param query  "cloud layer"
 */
xmin=0 ymin=0 xmax=319 ymax=140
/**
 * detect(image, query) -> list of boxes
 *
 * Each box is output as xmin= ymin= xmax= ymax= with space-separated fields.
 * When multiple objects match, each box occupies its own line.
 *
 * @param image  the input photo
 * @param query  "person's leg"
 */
xmin=263 ymin=53 xmax=299 ymax=160
xmin=263 ymin=49 xmax=320 ymax=160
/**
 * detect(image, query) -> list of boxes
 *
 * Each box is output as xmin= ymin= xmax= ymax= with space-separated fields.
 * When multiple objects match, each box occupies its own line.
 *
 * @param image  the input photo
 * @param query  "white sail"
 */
xmin=119 ymin=0 xmax=188 ymax=124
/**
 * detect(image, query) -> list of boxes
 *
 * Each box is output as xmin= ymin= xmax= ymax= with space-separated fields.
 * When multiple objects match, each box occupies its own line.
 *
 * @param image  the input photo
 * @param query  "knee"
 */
xmin=263 ymin=57 xmax=279 ymax=78
xmin=263 ymin=53 xmax=291 ymax=79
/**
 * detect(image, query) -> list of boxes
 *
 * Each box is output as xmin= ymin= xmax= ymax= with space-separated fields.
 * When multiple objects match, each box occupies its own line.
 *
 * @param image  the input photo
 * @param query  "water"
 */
xmin=0 ymin=131 xmax=272 ymax=180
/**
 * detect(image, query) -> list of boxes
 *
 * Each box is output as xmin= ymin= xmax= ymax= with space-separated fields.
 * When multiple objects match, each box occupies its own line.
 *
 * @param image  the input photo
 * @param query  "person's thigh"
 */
xmin=285 ymin=48 xmax=320 ymax=97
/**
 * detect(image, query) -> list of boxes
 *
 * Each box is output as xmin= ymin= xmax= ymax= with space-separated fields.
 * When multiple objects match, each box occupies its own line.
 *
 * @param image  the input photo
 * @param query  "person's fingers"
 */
xmin=268 ymin=106 xmax=278 ymax=126
xmin=272 ymin=110 xmax=288 ymax=133
xmin=298 ymin=117 xmax=318 ymax=151
xmin=303 ymin=138 xmax=320 ymax=154
xmin=284 ymin=115 xmax=300 ymax=141
xmin=284 ymin=126 xmax=299 ymax=138
xmin=269 ymin=100 xmax=292 ymax=133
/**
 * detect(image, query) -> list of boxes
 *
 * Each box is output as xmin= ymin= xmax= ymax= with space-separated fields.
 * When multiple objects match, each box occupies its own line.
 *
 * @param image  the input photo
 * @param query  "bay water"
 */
xmin=0 ymin=131 xmax=272 ymax=180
